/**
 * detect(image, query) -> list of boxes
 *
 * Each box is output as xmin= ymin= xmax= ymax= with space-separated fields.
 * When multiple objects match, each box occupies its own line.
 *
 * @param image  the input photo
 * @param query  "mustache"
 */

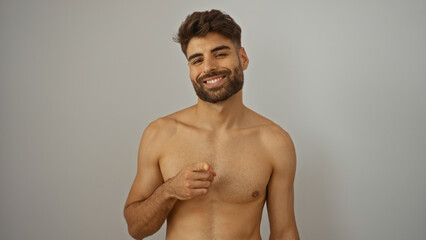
xmin=197 ymin=69 xmax=231 ymax=83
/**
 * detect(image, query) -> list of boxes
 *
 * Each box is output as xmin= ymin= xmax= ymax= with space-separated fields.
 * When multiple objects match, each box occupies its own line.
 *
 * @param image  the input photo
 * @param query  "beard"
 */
xmin=191 ymin=63 xmax=244 ymax=103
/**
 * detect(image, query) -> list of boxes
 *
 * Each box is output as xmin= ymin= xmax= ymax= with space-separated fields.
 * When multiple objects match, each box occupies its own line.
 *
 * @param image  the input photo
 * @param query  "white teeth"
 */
xmin=206 ymin=77 xmax=222 ymax=84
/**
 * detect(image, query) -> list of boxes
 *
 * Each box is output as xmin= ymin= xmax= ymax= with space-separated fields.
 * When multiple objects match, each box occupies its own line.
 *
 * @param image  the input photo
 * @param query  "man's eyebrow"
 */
xmin=187 ymin=45 xmax=231 ymax=62
xmin=211 ymin=45 xmax=231 ymax=53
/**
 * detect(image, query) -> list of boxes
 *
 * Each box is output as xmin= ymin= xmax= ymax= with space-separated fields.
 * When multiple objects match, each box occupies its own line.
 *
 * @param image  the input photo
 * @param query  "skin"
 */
xmin=124 ymin=32 xmax=299 ymax=240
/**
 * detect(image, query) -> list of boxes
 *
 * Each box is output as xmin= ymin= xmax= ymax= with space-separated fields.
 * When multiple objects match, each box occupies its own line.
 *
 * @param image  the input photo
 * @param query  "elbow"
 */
xmin=124 ymin=202 xmax=165 ymax=239
xmin=127 ymin=224 xmax=145 ymax=240
xmin=124 ymin=209 xmax=145 ymax=239
xmin=126 ymin=218 xmax=153 ymax=240
xmin=124 ymin=210 xmax=156 ymax=240
xmin=127 ymin=224 xmax=159 ymax=240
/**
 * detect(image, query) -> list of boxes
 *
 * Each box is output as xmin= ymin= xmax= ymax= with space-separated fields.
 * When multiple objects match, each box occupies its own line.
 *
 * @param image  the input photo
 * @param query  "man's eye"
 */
xmin=216 ymin=53 xmax=228 ymax=57
xmin=192 ymin=59 xmax=203 ymax=65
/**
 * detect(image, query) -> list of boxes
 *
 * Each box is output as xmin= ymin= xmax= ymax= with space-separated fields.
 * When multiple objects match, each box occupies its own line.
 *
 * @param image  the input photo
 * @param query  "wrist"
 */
xmin=161 ymin=178 xmax=177 ymax=200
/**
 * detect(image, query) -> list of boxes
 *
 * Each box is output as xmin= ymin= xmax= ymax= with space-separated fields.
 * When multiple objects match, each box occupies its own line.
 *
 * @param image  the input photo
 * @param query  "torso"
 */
xmin=158 ymin=106 xmax=276 ymax=240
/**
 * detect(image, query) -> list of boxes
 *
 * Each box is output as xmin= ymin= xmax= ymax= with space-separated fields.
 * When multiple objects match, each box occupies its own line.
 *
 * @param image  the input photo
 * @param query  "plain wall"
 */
xmin=1 ymin=0 xmax=425 ymax=239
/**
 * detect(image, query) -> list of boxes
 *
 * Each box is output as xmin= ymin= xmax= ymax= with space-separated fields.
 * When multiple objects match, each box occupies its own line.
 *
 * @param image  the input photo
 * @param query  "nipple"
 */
xmin=251 ymin=191 xmax=259 ymax=198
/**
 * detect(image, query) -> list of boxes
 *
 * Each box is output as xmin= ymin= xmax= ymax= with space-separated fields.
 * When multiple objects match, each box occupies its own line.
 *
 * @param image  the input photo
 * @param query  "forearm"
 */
xmin=124 ymin=182 xmax=177 ymax=239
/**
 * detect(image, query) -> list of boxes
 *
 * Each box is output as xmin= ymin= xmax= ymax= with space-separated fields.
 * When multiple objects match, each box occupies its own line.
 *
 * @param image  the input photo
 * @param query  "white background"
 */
xmin=1 ymin=1 xmax=425 ymax=239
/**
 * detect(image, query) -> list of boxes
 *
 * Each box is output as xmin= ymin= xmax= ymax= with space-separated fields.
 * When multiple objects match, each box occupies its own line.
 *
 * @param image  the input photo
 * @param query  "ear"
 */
xmin=239 ymin=47 xmax=249 ymax=70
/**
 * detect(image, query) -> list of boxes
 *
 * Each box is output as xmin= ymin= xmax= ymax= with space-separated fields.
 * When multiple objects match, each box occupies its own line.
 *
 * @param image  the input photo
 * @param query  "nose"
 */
xmin=202 ymin=56 xmax=217 ymax=73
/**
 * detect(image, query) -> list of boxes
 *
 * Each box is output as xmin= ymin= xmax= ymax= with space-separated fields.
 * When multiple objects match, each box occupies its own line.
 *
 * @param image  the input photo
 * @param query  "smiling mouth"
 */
xmin=202 ymin=76 xmax=226 ymax=88
xmin=203 ymin=76 xmax=223 ymax=83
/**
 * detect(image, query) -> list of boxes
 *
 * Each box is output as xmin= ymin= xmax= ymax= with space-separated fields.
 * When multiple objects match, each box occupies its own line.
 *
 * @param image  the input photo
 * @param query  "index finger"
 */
xmin=191 ymin=162 xmax=210 ymax=172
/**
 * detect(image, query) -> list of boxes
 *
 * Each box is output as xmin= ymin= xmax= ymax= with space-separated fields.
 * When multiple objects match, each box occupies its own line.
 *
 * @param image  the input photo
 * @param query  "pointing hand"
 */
xmin=166 ymin=162 xmax=216 ymax=200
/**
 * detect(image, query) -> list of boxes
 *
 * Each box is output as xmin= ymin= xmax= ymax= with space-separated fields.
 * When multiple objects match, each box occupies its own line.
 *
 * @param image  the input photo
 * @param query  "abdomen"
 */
xmin=166 ymin=196 xmax=264 ymax=240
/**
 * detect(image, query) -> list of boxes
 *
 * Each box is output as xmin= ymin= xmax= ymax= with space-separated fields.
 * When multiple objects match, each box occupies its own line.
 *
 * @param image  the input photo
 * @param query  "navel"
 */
xmin=251 ymin=191 xmax=259 ymax=198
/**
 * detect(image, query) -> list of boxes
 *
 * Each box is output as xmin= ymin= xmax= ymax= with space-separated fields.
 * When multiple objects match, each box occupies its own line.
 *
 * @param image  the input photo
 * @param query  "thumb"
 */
xmin=191 ymin=162 xmax=210 ymax=172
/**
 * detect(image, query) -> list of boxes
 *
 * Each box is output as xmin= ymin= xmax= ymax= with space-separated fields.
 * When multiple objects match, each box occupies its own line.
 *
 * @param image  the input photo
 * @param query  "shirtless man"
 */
xmin=124 ymin=9 xmax=299 ymax=240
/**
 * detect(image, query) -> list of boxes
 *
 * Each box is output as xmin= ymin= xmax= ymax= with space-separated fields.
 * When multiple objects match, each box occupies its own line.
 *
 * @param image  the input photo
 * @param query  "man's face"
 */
xmin=186 ymin=32 xmax=249 ymax=103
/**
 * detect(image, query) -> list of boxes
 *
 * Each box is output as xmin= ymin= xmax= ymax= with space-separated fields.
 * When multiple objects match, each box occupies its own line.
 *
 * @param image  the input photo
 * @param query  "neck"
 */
xmin=194 ymin=90 xmax=245 ymax=131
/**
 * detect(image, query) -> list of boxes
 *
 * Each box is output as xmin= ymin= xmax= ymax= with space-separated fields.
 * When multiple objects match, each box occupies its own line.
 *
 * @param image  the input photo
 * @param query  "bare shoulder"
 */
xmin=163 ymin=105 xmax=196 ymax=126
xmin=261 ymin=123 xmax=293 ymax=149
xmin=141 ymin=106 xmax=195 ymax=145
xmin=138 ymin=116 xmax=181 ymax=162
xmin=142 ymin=117 xmax=178 ymax=142
xmin=244 ymin=108 xmax=295 ymax=166
xmin=244 ymin=107 xmax=292 ymax=141
xmin=261 ymin=123 xmax=296 ymax=171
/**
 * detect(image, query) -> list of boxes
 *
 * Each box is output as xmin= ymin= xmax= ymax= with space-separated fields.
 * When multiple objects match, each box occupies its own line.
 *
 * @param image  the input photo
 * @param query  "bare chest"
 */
xmin=159 ymin=129 xmax=272 ymax=203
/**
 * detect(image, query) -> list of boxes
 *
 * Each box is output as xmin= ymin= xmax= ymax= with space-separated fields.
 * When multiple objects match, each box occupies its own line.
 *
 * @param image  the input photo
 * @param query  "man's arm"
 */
xmin=124 ymin=120 xmax=175 ymax=239
xmin=266 ymin=126 xmax=299 ymax=240
xmin=124 ymin=119 xmax=216 ymax=239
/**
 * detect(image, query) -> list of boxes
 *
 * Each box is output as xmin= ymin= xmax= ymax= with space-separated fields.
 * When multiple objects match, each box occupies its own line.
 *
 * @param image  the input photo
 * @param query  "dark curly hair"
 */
xmin=173 ymin=9 xmax=242 ymax=56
